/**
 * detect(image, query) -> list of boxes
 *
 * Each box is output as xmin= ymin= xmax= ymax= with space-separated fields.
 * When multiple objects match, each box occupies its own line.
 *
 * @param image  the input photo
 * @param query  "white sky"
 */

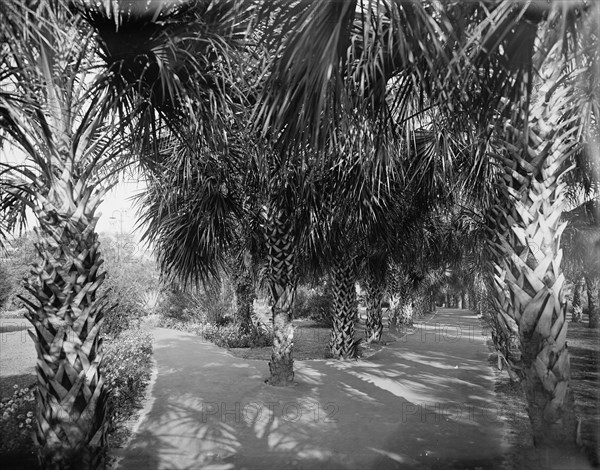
xmin=1 ymin=144 xmax=148 ymax=244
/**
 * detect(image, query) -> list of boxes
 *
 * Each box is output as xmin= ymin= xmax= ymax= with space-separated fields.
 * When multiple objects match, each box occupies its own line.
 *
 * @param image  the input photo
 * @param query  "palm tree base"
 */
xmin=267 ymin=315 xmax=295 ymax=386
xmin=365 ymin=322 xmax=383 ymax=343
xmin=522 ymin=375 xmax=578 ymax=448
xmin=38 ymin=443 xmax=105 ymax=470
xmin=265 ymin=360 xmax=295 ymax=386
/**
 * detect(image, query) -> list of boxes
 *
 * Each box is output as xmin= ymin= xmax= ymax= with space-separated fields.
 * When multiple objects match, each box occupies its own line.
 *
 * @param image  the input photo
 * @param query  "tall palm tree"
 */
xmin=468 ymin=2 xmax=598 ymax=448
xmin=0 ymin=1 xmax=136 ymax=466
xmin=1 ymin=0 xmax=255 ymax=464
xmin=255 ymin=0 xmax=599 ymax=451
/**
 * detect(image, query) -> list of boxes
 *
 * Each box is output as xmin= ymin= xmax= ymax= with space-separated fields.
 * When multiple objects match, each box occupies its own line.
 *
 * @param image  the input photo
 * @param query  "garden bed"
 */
xmin=0 ymin=325 xmax=154 ymax=469
xmin=227 ymin=313 xmax=430 ymax=361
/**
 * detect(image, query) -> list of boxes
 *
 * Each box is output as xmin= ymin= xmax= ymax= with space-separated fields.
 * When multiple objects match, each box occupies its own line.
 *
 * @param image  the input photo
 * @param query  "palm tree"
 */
xmin=255 ymin=0 xmax=599 ymax=451
xmin=571 ymin=276 xmax=584 ymax=323
xmin=328 ymin=256 xmax=361 ymax=358
xmin=1 ymin=0 xmax=255 ymax=464
xmin=262 ymin=202 xmax=298 ymax=383
xmin=226 ymin=247 xmax=258 ymax=334
xmin=563 ymin=199 xmax=600 ymax=328
xmin=361 ymin=254 xmax=387 ymax=343
xmin=469 ymin=2 xmax=598 ymax=448
xmin=0 ymin=1 xmax=136 ymax=466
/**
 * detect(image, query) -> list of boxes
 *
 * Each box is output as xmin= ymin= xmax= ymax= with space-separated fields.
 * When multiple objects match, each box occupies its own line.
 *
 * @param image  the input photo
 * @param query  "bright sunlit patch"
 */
xmin=346 ymin=370 xmax=439 ymax=403
xmin=295 ymin=362 xmax=325 ymax=385
xmin=297 ymin=449 xmax=333 ymax=460
xmin=339 ymin=381 xmax=380 ymax=404
xmin=367 ymin=447 xmax=410 ymax=463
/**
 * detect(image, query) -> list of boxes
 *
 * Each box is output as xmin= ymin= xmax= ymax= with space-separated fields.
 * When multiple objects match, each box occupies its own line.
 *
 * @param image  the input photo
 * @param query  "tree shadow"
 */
xmin=116 ymin=316 xmax=514 ymax=469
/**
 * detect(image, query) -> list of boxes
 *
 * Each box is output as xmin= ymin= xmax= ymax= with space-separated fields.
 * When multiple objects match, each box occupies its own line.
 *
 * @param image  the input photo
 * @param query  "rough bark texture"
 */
xmin=595 ymin=284 xmax=600 ymax=329
xmin=232 ymin=268 xmax=256 ymax=334
xmin=22 ymin=176 xmax=108 ymax=469
xmin=387 ymin=295 xmax=400 ymax=330
xmin=490 ymin=66 xmax=578 ymax=448
xmin=330 ymin=259 xmax=359 ymax=359
xmin=364 ymin=270 xmax=384 ymax=343
xmin=412 ymin=290 xmax=426 ymax=319
xmin=386 ymin=266 xmax=400 ymax=330
xmin=399 ymin=297 xmax=414 ymax=325
xmin=464 ymin=291 xmax=471 ymax=310
xmin=486 ymin=215 xmax=525 ymax=381
xmin=264 ymin=207 xmax=297 ymax=386
xmin=572 ymin=278 xmax=583 ymax=323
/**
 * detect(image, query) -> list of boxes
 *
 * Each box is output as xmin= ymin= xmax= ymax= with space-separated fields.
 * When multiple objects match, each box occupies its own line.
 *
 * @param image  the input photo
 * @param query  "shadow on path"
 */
xmin=114 ymin=309 xmax=517 ymax=470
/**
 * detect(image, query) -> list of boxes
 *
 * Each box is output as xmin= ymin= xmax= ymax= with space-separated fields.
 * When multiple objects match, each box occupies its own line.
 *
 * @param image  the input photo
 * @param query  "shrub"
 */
xmin=157 ymin=276 xmax=236 ymax=326
xmin=201 ymin=323 xmax=273 ymax=348
xmin=99 ymin=236 xmax=160 ymax=338
xmin=291 ymin=287 xmax=311 ymax=319
xmin=103 ymin=328 xmax=153 ymax=429
xmin=308 ymin=289 xmax=335 ymax=328
xmin=195 ymin=277 xmax=236 ymax=325
xmin=291 ymin=284 xmax=334 ymax=327
xmin=0 ymin=384 xmax=37 ymax=459
xmin=0 ymin=264 xmax=12 ymax=311
xmin=0 ymin=233 xmax=38 ymax=312
xmin=157 ymin=288 xmax=204 ymax=324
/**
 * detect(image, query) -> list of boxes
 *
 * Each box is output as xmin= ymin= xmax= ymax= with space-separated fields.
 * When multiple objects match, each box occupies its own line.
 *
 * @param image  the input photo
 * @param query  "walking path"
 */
xmin=113 ymin=309 xmax=511 ymax=470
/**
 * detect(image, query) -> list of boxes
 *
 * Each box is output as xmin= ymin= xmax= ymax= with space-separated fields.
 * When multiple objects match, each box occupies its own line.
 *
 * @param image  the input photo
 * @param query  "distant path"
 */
xmin=114 ymin=309 xmax=511 ymax=470
xmin=0 ymin=318 xmax=35 ymax=377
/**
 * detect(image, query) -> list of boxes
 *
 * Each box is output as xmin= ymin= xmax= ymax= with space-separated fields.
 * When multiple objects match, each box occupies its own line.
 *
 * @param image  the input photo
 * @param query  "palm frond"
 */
xmin=77 ymin=0 xmax=255 ymax=153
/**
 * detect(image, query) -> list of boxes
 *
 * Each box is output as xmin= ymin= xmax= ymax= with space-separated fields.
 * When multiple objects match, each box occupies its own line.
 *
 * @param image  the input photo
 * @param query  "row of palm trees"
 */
xmin=0 ymin=0 xmax=598 ymax=467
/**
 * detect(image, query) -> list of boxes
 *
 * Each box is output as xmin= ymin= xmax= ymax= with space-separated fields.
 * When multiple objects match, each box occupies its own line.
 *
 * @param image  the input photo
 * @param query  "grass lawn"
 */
xmin=228 ymin=310 xmax=428 ymax=361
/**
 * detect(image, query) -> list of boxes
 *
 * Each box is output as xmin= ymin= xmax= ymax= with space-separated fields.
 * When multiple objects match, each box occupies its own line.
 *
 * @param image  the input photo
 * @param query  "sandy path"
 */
xmin=114 ymin=309 xmax=518 ymax=470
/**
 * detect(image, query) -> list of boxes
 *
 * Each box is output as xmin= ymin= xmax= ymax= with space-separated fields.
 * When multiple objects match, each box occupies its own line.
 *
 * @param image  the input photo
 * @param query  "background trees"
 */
xmin=1 ymin=0 xmax=598 ymax=465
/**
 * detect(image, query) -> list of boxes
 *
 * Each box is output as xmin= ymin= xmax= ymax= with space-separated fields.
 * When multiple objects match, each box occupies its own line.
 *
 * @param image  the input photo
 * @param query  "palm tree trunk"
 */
xmin=22 ymin=176 xmax=108 ymax=469
xmin=399 ymin=295 xmax=414 ymax=325
xmin=429 ymin=292 xmax=436 ymax=314
xmin=330 ymin=259 xmax=359 ymax=359
xmin=585 ymin=275 xmax=599 ymax=328
xmin=386 ymin=265 xmax=401 ymax=330
xmin=264 ymin=207 xmax=297 ymax=386
xmin=233 ymin=272 xmax=256 ymax=334
xmin=388 ymin=293 xmax=400 ymax=330
xmin=572 ymin=277 xmax=583 ymax=323
xmin=412 ymin=290 xmax=426 ymax=319
xmin=492 ymin=67 xmax=578 ymax=448
xmin=364 ymin=271 xmax=384 ymax=343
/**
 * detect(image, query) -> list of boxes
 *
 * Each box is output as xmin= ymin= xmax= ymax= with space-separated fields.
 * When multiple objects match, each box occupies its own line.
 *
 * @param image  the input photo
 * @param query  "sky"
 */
xmin=1 ymin=144 xmax=149 ymax=245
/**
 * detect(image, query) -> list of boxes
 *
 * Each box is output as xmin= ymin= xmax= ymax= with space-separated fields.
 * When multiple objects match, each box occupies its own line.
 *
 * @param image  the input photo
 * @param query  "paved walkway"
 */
xmin=114 ymin=310 xmax=510 ymax=470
